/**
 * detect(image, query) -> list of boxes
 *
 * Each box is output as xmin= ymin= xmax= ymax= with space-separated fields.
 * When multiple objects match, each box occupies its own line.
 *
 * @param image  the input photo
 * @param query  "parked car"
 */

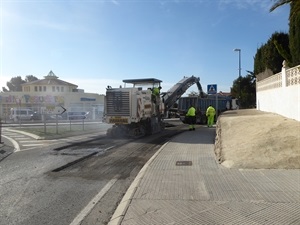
xmin=46 ymin=114 xmax=63 ymax=120
xmin=9 ymin=108 xmax=34 ymax=122
xmin=31 ymin=112 xmax=63 ymax=121
xmin=67 ymin=111 xmax=87 ymax=120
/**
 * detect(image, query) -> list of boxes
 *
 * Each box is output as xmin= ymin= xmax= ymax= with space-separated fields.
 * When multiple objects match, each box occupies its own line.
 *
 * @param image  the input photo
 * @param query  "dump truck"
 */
xmin=178 ymin=95 xmax=239 ymax=124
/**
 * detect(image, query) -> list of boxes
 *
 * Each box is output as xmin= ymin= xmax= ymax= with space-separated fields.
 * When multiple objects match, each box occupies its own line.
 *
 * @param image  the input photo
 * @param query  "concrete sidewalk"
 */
xmin=109 ymin=112 xmax=300 ymax=224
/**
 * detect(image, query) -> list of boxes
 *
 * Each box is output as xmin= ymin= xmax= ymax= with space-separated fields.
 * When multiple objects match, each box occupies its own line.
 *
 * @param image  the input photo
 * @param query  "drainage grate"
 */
xmin=176 ymin=161 xmax=192 ymax=166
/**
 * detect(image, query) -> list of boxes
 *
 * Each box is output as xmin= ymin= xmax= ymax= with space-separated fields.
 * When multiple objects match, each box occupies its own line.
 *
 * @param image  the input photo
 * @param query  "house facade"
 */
xmin=0 ymin=71 xmax=105 ymax=121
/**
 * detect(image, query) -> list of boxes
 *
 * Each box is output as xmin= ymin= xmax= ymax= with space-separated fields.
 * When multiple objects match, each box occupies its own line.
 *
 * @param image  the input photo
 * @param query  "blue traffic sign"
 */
xmin=207 ymin=84 xmax=217 ymax=94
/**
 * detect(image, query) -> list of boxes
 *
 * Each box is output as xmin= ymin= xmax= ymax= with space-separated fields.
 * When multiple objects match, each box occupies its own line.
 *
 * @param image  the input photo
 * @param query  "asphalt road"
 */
xmin=0 ymin=120 xmax=185 ymax=225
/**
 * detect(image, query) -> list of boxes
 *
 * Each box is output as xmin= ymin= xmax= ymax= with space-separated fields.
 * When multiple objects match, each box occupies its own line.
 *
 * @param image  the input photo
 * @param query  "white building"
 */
xmin=0 ymin=71 xmax=104 ymax=121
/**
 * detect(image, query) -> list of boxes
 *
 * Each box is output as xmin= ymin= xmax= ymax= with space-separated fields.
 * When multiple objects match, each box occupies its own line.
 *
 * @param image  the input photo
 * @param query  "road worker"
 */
xmin=152 ymin=86 xmax=161 ymax=96
xmin=206 ymin=105 xmax=216 ymax=127
xmin=186 ymin=105 xmax=196 ymax=131
xmin=152 ymin=86 xmax=161 ymax=104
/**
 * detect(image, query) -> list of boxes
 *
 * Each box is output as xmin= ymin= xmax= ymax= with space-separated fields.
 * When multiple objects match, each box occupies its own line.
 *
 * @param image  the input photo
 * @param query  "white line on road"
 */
xmin=5 ymin=135 xmax=25 ymax=138
xmin=1 ymin=135 xmax=20 ymax=152
xmin=22 ymin=144 xmax=44 ymax=146
xmin=10 ymin=137 xmax=29 ymax=140
xmin=20 ymin=146 xmax=44 ymax=151
xmin=69 ymin=176 xmax=119 ymax=225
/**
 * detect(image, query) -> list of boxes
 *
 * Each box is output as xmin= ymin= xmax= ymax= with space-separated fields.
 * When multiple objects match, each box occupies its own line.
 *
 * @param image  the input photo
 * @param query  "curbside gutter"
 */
xmin=0 ymin=136 xmax=18 ymax=162
xmin=107 ymin=141 xmax=169 ymax=225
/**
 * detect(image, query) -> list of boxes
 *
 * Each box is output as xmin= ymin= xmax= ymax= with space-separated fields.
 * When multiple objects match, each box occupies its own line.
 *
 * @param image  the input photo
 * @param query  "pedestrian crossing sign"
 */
xmin=207 ymin=84 xmax=217 ymax=94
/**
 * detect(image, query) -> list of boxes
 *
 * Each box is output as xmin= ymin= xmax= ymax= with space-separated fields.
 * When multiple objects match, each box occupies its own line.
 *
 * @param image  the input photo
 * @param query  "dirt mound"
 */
xmin=215 ymin=109 xmax=300 ymax=169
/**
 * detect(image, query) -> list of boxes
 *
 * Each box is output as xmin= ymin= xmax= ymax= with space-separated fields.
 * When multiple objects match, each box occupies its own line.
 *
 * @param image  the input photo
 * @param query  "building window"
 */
xmin=39 ymin=86 xmax=42 ymax=91
xmin=52 ymin=86 xmax=55 ymax=92
xmin=43 ymin=86 xmax=46 ymax=91
xmin=61 ymin=87 xmax=64 ymax=92
xmin=56 ymin=86 xmax=60 ymax=92
xmin=35 ymin=86 xmax=38 ymax=92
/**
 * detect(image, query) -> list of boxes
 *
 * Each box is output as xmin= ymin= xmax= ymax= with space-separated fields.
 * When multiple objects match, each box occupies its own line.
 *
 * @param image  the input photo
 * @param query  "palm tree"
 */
xmin=270 ymin=0 xmax=300 ymax=66
xmin=270 ymin=0 xmax=300 ymax=17
xmin=270 ymin=0 xmax=292 ymax=12
xmin=246 ymin=70 xmax=256 ymax=85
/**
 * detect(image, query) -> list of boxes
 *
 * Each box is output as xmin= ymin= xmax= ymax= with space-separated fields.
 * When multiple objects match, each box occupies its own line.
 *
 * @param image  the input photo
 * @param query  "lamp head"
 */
xmin=233 ymin=48 xmax=241 ymax=52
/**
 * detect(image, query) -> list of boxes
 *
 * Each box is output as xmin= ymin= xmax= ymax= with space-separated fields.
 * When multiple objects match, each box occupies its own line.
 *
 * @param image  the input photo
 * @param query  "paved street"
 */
xmin=0 ymin=127 xmax=107 ymax=162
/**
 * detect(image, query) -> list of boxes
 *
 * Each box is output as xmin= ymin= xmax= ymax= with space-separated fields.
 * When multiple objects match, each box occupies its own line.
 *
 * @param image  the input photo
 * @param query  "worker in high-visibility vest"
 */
xmin=152 ymin=87 xmax=160 ymax=96
xmin=206 ymin=105 xmax=216 ymax=127
xmin=151 ymin=86 xmax=161 ymax=104
xmin=186 ymin=105 xmax=196 ymax=131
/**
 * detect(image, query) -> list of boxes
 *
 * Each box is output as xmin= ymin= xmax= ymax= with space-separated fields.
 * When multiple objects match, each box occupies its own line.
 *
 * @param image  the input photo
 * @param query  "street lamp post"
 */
xmin=233 ymin=48 xmax=241 ymax=99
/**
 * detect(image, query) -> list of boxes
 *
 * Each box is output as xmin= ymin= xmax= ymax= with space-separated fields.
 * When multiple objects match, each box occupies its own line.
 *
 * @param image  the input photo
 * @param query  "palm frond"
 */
xmin=270 ymin=0 xmax=292 ymax=12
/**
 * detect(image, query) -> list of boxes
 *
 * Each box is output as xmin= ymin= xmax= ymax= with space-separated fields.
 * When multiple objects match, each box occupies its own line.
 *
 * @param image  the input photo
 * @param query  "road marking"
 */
xmin=22 ymin=144 xmax=44 ymax=146
xmin=5 ymin=128 xmax=40 ymax=139
xmin=21 ymin=147 xmax=44 ymax=151
xmin=69 ymin=177 xmax=119 ymax=225
xmin=1 ymin=135 xmax=20 ymax=152
xmin=6 ymin=135 xmax=24 ymax=138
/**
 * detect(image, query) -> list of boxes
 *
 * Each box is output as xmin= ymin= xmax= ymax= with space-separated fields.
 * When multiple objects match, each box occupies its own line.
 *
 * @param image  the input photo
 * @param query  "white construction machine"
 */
xmin=104 ymin=76 xmax=204 ymax=138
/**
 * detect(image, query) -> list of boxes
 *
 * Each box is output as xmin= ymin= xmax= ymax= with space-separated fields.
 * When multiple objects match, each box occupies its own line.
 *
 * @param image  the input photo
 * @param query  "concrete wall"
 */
xmin=256 ymin=63 xmax=300 ymax=121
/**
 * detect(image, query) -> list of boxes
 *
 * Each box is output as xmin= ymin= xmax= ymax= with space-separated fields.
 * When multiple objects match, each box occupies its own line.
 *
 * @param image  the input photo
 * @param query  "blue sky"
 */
xmin=1 ymin=0 xmax=290 ymax=95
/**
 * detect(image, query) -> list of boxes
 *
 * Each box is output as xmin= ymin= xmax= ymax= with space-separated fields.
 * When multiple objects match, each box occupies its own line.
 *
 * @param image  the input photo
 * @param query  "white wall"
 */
xmin=256 ymin=64 xmax=300 ymax=121
xmin=0 ymin=91 xmax=105 ymax=120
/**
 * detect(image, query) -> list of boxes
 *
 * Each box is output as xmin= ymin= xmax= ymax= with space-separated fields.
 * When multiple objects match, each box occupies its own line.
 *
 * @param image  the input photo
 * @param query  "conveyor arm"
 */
xmin=162 ymin=76 xmax=205 ymax=112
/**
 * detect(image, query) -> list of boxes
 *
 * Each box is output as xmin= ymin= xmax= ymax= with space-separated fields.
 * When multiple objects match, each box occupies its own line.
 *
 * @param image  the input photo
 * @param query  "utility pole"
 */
xmin=234 ymin=48 xmax=241 ymax=101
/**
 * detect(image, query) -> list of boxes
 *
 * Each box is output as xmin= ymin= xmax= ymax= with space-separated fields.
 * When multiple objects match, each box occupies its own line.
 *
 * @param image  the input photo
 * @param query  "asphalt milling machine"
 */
xmin=104 ymin=76 xmax=205 ymax=138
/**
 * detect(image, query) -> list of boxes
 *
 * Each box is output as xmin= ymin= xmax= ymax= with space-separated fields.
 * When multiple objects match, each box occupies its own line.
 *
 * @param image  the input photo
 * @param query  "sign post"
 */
xmin=42 ymin=106 xmax=67 ymax=134
xmin=207 ymin=84 xmax=218 ymax=119
xmin=43 ymin=105 xmax=66 ymax=115
xmin=0 ymin=119 xmax=3 ymax=144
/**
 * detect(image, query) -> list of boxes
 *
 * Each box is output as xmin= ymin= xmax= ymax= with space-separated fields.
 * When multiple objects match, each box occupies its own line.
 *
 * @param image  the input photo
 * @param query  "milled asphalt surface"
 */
xmin=1 ymin=110 xmax=300 ymax=224
xmin=0 ymin=143 xmax=14 ymax=162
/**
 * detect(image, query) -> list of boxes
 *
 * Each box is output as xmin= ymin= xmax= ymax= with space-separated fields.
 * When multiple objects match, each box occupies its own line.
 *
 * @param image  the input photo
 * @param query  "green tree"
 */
xmin=231 ymin=71 xmax=256 ymax=108
xmin=254 ymin=32 xmax=289 ymax=74
xmin=2 ymin=87 xmax=9 ymax=92
xmin=231 ymin=76 xmax=241 ymax=99
xmin=6 ymin=76 xmax=25 ymax=92
xmin=289 ymin=1 xmax=300 ymax=65
xmin=2 ymin=75 xmax=38 ymax=92
xmin=270 ymin=0 xmax=293 ymax=12
xmin=25 ymin=75 xmax=38 ymax=83
xmin=270 ymin=0 xmax=300 ymax=14
xmin=270 ymin=0 xmax=300 ymax=66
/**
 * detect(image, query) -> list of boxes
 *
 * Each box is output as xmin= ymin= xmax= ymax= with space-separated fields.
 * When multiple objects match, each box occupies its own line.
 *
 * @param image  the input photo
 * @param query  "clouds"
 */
xmin=218 ymin=0 xmax=273 ymax=11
